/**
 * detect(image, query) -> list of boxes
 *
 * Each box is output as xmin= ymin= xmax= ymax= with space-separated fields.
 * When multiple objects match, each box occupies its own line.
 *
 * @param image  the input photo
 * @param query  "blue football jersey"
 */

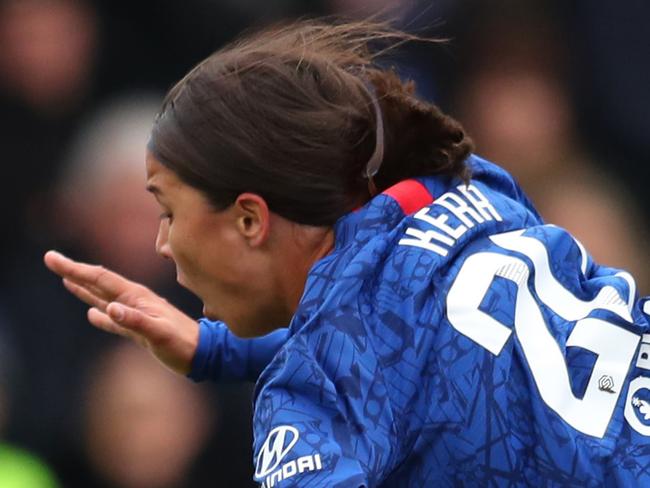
xmin=191 ymin=155 xmax=650 ymax=487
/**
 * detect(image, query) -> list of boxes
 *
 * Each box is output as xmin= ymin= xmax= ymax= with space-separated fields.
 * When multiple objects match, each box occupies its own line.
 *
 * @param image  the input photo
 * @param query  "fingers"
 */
xmin=45 ymin=250 xmax=192 ymax=370
xmin=63 ymin=275 xmax=115 ymax=304
xmin=90 ymin=302 xmax=196 ymax=376
xmin=87 ymin=307 xmax=134 ymax=339
xmin=88 ymin=307 xmax=148 ymax=348
xmin=63 ymin=278 xmax=109 ymax=311
xmin=44 ymin=250 xmax=146 ymax=303
xmin=106 ymin=302 xmax=198 ymax=375
xmin=106 ymin=302 xmax=162 ymax=342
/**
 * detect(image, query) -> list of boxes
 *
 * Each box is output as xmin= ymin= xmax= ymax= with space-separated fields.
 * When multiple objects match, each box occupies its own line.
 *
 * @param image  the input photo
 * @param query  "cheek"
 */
xmin=165 ymin=208 xmax=246 ymax=300
xmin=167 ymin=220 xmax=221 ymax=287
xmin=166 ymin=224 xmax=198 ymax=271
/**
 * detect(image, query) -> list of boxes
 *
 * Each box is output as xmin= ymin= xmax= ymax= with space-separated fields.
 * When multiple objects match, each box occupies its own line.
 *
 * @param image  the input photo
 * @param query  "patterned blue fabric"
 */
xmin=189 ymin=320 xmax=287 ymax=382
xmin=192 ymin=155 xmax=650 ymax=487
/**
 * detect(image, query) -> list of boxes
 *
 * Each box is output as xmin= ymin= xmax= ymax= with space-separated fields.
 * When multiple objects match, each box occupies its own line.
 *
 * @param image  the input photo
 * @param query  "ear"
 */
xmin=232 ymin=193 xmax=270 ymax=247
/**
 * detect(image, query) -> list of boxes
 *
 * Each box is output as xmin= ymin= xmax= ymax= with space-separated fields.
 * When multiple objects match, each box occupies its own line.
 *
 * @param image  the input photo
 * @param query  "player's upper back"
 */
xmin=252 ymin=155 xmax=650 ymax=487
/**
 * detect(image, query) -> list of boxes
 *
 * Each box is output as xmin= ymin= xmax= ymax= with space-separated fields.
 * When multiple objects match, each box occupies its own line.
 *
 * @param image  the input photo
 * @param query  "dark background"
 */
xmin=0 ymin=0 xmax=647 ymax=486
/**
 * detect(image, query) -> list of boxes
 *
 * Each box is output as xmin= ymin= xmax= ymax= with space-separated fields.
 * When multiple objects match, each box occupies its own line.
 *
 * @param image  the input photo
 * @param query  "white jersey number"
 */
xmin=446 ymin=229 xmax=639 ymax=438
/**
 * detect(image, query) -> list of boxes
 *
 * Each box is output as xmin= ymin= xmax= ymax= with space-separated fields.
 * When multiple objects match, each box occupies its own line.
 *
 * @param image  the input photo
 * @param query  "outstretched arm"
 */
xmin=43 ymin=251 xmax=286 ymax=380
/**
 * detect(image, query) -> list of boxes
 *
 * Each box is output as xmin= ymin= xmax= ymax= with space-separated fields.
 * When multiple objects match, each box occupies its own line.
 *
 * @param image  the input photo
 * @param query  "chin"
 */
xmin=201 ymin=305 xmax=221 ymax=322
xmin=200 ymin=303 xmax=270 ymax=338
xmin=176 ymin=275 xmax=190 ymax=291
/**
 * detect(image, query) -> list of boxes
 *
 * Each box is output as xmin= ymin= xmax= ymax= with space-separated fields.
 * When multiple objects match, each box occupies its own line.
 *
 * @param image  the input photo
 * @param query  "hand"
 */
xmin=43 ymin=250 xmax=199 ymax=375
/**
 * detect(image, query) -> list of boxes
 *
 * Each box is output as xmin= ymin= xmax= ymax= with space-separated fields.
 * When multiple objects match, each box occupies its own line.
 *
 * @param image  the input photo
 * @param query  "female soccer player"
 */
xmin=44 ymin=19 xmax=650 ymax=487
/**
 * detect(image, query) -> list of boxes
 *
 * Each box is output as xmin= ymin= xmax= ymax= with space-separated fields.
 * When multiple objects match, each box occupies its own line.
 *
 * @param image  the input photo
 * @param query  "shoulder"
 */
xmin=251 ymin=324 xmax=395 ymax=486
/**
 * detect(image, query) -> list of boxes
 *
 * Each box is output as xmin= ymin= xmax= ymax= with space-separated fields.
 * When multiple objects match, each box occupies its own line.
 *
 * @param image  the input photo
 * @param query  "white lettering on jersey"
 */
xmin=625 ymin=376 xmax=650 ymax=436
xmin=458 ymin=184 xmax=503 ymax=222
xmin=446 ymin=229 xmax=640 ymax=438
xmin=399 ymin=184 xmax=502 ymax=256
xmin=636 ymin=335 xmax=650 ymax=370
xmin=255 ymin=426 xmax=323 ymax=487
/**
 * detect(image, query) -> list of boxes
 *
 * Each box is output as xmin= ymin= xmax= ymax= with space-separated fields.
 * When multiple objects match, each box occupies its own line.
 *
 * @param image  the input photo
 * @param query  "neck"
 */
xmin=275 ymin=224 xmax=336 ymax=323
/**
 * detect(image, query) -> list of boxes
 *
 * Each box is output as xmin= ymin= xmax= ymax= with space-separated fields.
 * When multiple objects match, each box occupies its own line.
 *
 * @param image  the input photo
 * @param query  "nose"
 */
xmin=155 ymin=219 xmax=173 ymax=260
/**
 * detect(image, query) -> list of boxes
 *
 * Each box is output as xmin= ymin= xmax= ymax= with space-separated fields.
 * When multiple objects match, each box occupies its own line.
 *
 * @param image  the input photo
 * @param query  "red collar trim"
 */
xmin=382 ymin=179 xmax=434 ymax=215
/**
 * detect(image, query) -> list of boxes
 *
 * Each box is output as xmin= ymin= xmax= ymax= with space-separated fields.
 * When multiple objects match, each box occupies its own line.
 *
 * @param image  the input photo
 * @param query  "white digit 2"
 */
xmin=446 ymin=229 xmax=639 ymax=438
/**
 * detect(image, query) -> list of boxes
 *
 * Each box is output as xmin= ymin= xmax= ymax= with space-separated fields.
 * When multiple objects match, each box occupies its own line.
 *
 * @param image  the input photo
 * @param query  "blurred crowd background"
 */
xmin=0 ymin=0 xmax=647 ymax=486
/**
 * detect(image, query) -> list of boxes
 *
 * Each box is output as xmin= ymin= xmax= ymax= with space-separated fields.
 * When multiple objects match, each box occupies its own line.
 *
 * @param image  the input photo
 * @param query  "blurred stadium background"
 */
xmin=0 ymin=0 xmax=647 ymax=486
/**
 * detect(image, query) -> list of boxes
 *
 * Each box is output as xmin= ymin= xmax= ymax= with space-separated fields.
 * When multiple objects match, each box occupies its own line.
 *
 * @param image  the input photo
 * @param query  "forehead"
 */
xmin=145 ymin=152 xmax=182 ymax=193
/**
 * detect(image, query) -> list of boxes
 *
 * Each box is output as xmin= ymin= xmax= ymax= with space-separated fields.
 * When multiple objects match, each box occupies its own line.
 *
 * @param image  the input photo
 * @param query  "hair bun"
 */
xmin=361 ymin=69 xmax=473 ymax=192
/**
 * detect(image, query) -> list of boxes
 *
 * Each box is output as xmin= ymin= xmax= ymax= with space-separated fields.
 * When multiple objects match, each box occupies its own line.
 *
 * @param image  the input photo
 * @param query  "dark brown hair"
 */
xmin=149 ymin=18 xmax=473 ymax=226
